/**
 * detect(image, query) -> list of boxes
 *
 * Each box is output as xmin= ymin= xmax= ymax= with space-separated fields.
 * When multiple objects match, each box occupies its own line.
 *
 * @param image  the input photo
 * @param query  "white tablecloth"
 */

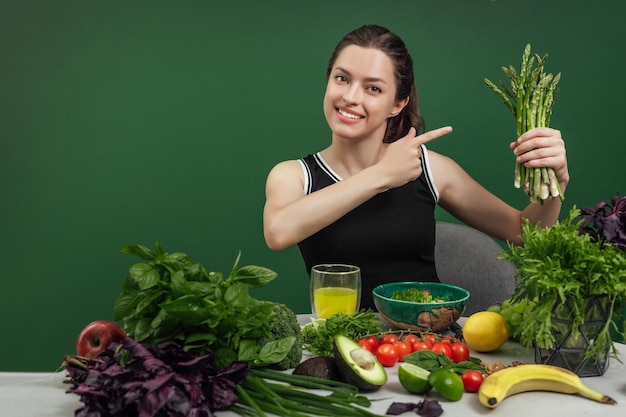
xmin=1 ymin=317 xmax=625 ymax=417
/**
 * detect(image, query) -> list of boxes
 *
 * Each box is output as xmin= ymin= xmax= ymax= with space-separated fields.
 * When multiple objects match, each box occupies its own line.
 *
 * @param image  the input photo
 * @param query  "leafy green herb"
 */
xmin=403 ymin=349 xmax=483 ymax=375
xmin=301 ymin=311 xmax=383 ymax=357
xmin=499 ymin=208 xmax=626 ymax=362
xmin=391 ymin=288 xmax=447 ymax=303
xmin=113 ymin=242 xmax=295 ymax=369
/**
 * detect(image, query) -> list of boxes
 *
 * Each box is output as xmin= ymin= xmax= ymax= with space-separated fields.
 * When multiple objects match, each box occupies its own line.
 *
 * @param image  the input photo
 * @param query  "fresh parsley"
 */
xmin=301 ymin=311 xmax=383 ymax=357
xmin=499 ymin=207 xmax=626 ymax=362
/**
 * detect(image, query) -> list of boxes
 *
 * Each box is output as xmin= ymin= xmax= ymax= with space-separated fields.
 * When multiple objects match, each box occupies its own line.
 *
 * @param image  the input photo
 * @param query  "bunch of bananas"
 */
xmin=478 ymin=364 xmax=617 ymax=408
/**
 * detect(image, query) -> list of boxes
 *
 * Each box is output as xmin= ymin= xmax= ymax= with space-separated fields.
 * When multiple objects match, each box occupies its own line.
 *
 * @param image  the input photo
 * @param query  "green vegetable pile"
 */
xmin=113 ymin=242 xmax=301 ymax=369
xmin=499 ymin=208 xmax=626 ymax=362
xmin=67 ymin=242 xmax=396 ymax=417
xmin=301 ymin=311 xmax=383 ymax=357
xmin=391 ymin=288 xmax=447 ymax=303
xmin=484 ymin=43 xmax=564 ymax=203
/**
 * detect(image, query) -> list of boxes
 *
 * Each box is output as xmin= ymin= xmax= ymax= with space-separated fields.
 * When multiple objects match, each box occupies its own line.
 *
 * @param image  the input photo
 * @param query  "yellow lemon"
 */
xmin=462 ymin=311 xmax=509 ymax=352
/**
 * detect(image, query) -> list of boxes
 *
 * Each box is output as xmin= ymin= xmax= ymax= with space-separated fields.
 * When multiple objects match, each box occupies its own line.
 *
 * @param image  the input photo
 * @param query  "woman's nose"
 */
xmin=342 ymin=84 xmax=361 ymax=104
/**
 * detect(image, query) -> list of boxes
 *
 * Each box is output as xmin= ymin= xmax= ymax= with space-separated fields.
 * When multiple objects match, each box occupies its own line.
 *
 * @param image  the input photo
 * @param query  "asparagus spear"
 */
xmin=484 ymin=44 xmax=564 ymax=203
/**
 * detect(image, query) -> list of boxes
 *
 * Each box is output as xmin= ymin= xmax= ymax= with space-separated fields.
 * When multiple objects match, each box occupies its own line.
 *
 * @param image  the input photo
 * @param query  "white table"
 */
xmin=1 ymin=317 xmax=625 ymax=417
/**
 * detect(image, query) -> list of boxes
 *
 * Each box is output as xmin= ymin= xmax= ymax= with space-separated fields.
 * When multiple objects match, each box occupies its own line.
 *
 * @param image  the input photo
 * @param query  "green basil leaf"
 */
xmin=133 ymin=317 xmax=154 ymax=342
xmin=160 ymin=295 xmax=212 ymax=322
xmin=187 ymin=281 xmax=216 ymax=297
xmin=128 ymin=263 xmax=160 ymax=290
xmin=121 ymin=244 xmax=156 ymax=261
xmin=233 ymin=265 xmax=278 ymax=288
xmin=237 ymin=339 xmax=260 ymax=362
xmin=239 ymin=303 xmax=275 ymax=332
xmin=113 ymin=293 xmax=140 ymax=321
xmin=252 ymin=336 xmax=295 ymax=367
xmin=185 ymin=331 xmax=218 ymax=345
xmin=404 ymin=350 xmax=447 ymax=372
xmin=224 ymin=283 xmax=252 ymax=306
xmin=170 ymin=270 xmax=191 ymax=298
xmin=135 ymin=289 xmax=165 ymax=316
xmin=155 ymin=241 xmax=166 ymax=259
xmin=450 ymin=360 xmax=485 ymax=374
xmin=185 ymin=263 xmax=209 ymax=281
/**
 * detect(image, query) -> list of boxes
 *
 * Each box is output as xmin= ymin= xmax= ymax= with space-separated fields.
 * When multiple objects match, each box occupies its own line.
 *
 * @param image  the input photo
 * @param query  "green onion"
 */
xmin=229 ymin=368 xmax=387 ymax=417
xmin=484 ymin=44 xmax=564 ymax=203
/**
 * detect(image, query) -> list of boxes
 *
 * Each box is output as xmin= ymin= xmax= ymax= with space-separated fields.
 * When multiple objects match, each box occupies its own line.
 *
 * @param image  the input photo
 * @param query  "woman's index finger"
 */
xmin=416 ymin=126 xmax=453 ymax=146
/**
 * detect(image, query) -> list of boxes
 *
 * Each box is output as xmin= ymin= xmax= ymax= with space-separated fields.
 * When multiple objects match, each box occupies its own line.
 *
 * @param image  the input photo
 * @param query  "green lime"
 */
xmin=428 ymin=369 xmax=464 ymax=401
xmin=398 ymin=363 xmax=432 ymax=394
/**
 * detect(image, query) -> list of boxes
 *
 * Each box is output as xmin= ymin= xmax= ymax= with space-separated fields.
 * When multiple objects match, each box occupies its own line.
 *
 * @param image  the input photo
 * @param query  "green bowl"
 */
xmin=372 ymin=282 xmax=470 ymax=332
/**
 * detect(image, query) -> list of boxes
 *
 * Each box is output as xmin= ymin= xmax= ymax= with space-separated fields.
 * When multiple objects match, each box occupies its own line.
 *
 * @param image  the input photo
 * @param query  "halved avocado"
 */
xmin=333 ymin=334 xmax=387 ymax=391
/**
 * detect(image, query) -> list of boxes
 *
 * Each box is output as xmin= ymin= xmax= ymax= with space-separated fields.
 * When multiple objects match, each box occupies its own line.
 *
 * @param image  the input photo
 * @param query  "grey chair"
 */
xmin=435 ymin=222 xmax=517 ymax=315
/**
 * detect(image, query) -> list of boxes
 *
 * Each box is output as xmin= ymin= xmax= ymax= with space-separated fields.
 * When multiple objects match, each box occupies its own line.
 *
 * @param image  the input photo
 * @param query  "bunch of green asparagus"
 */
xmin=484 ymin=44 xmax=564 ymax=203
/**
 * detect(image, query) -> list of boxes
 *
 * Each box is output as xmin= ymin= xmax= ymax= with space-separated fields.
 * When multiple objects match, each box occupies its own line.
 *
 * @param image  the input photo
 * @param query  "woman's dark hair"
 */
xmin=326 ymin=24 xmax=424 ymax=143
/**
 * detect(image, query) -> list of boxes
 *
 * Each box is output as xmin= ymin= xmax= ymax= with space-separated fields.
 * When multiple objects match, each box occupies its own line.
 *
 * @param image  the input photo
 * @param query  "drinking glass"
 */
xmin=310 ymin=264 xmax=361 ymax=318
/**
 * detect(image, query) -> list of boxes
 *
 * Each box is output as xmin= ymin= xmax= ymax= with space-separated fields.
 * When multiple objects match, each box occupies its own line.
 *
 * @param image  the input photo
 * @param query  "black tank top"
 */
xmin=297 ymin=146 xmax=440 ymax=310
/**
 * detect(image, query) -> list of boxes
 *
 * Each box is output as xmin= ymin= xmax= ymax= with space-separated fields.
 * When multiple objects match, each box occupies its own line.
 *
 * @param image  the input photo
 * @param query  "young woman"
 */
xmin=263 ymin=25 xmax=569 ymax=309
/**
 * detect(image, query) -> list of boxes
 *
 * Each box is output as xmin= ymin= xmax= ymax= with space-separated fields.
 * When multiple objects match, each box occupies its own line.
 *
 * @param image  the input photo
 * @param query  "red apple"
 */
xmin=76 ymin=320 xmax=127 ymax=358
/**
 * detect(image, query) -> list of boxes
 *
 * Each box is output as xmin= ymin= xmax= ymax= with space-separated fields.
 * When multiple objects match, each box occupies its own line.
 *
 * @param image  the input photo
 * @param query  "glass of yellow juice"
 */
xmin=310 ymin=264 xmax=361 ymax=319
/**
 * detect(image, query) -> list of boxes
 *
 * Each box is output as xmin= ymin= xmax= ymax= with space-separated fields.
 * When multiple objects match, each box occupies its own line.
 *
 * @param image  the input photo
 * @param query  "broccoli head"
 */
xmin=259 ymin=302 xmax=303 ymax=370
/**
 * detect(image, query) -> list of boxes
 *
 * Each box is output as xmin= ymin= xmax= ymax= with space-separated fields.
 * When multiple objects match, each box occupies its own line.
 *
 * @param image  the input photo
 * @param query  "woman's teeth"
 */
xmin=338 ymin=109 xmax=362 ymax=119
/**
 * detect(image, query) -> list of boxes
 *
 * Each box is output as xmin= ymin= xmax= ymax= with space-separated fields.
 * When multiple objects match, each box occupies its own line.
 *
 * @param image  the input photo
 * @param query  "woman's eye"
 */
xmin=335 ymin=75 xmax=348 ymax=84
xmin=368 ymin=85 xmax=382 ymax=94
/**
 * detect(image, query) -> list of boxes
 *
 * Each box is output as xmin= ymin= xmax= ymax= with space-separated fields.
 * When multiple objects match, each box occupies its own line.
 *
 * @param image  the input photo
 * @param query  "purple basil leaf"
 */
xmin=66 ymin=338 xmax=245 ymax=417
xmin=416 ymin=397 xmax=444 ymax=417
xmin=207 ymin=376 xmax=240 ymax=410
xmin=386 ymin=402 xmax=419 ymax=415
xmin=138 ymin=385 xmax=174 ymax=417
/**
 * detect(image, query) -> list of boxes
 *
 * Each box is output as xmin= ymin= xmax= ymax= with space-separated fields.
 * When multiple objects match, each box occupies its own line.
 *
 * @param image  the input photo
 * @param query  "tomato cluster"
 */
xmin=358 ymin=332 xmax=471 ymax=368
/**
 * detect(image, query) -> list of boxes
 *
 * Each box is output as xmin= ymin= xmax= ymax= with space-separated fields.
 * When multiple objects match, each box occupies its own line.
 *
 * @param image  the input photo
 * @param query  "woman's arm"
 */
xmin=263 ymin=159 xmax=386 ymax=250
xmin=433 ymin=127 xmax=569 ymax=246
xmin=263 ymin=126 xmax=454 ymax=250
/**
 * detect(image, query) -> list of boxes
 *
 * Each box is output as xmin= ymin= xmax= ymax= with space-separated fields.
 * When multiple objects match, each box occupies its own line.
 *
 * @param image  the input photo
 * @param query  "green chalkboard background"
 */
xmin=1 ymin=0 xmax=624 ymax=371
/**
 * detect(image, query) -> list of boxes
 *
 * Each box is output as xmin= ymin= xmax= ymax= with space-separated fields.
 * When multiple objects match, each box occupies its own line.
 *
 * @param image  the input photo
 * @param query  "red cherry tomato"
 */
xmin=411 ymin=340 xmax=431 ymax=352
xmin=461 ymin=370 xmax=485 ymax=392
xmin=431 ymin=342 xmax=453 ymax=359
xmin=381 ymin=334 xmax=399 ymax=345
xmin=450 ymin=341 xmax=470 ymax=363
xmin=422 ymin=290 xmax=431 ymax=295
xmin=439 ymin=335 xmax=454 ymax=344
xmin=358 ymin=339 xmax=374 ymax=353
xmin=392 ymin=341 xmax=412 ymax=361
xmin=358 ymin=336 xmax=380 ymax=353
xmin=376 ymin=343 xmax=399 ymax=367
xmin=421 ymin=334 xmax=437 ymax=345
xmin=402 ymin=334 xmax=419 ymax=345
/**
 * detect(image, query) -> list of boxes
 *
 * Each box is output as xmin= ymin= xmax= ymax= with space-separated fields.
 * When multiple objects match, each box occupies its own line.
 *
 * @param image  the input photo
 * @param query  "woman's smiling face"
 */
xmin=323 ymin=45 xmax=406 ymax=141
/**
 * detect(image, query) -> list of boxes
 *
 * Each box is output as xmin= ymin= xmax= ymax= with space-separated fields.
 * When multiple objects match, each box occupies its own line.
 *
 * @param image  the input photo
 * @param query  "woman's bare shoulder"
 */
xmin=267 ymin=159 xmax=304 ymax=177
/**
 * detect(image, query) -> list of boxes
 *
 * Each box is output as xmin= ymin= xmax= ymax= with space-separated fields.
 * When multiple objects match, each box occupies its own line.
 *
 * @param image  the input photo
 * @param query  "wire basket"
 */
xmin=534 ymin=295 xmax=610 ymax=377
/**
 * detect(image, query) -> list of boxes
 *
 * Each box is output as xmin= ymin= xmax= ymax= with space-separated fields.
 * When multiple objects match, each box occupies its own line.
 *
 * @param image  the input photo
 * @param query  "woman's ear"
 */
xmin=389 ymin=96 xmax=410 ymax=117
